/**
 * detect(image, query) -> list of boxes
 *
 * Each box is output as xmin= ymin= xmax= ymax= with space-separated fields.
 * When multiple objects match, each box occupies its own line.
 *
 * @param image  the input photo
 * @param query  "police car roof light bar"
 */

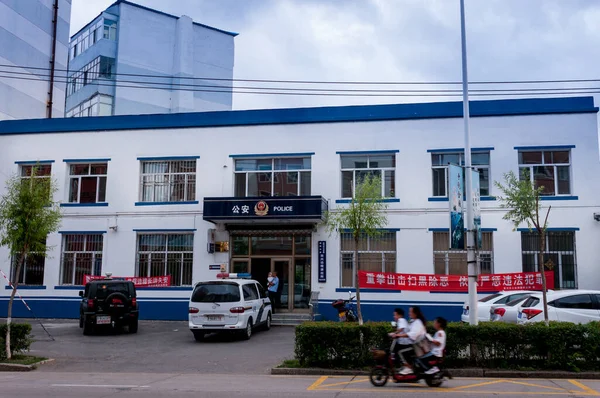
xmin=217 ymin=273 xmax=252 ymax=279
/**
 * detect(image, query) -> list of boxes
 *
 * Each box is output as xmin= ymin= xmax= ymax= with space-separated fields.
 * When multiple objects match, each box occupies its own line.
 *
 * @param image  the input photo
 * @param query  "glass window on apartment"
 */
xmin=521 ymin=231 xmax=577 ymax=289
xmin=140 ymin=159 xmax=197 ymax=203
xmin=518 ymin=150 xmax=571 ymax=196
xmin=66 ymin=94 xmax=113 ymax=118
xmin=340 ymin=154 xmax=395 ymax=198
xmin=340 ymin=232 xmax=396 ymax=287
xmin=70 ymin=19 xmax=104 ymax=60
xmin=433 ymin=231 xmax=494 ymax=275
xmin=68 ymin=57 xmax=115 ymax=96
xmin=104 ymin=19 xmax=117 ymax=41
xmin=11 ymin=240 xmax=46 ymax=286
xmin=60 ymin=234 xmax=103 ymax=285
xmin=431 ymin=151 xmax=490 ymax=197
xmin=68 ymin=163 xmax=108 ymax=204
xmin=234 ymin=157 xmax=311 ymax=197
xmin=20 ymin=164 xmax=52 ymax=199
xmin=136 ymin=234 xmax=194 ymax=286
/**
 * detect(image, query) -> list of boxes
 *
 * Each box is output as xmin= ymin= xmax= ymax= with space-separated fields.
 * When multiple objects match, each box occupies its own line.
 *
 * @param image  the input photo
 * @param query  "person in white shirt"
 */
xmin=418 ymin=317 xmax=447 ymax=375
xmin=395 ymin=306 xmax=427 ymax=375
xmin=388 ymin=308 xmax=412 ymax=367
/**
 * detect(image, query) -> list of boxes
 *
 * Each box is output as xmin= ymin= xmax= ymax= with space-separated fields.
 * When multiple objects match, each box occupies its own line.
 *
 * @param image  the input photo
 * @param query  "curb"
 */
xmin=271 ymin=367 xmax=600 ymax=379
xmin=0 ymin=358 xmax=54 ymax=372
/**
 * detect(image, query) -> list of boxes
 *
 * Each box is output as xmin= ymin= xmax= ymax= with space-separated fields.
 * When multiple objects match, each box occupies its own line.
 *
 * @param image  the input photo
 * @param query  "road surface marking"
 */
xmin=307 ymin=376 xmax=328 ymax=391
xmin=569 ymin=380 xmax=600 ymax=396
xmin=51 ymin=384 xmax=149 ymax=388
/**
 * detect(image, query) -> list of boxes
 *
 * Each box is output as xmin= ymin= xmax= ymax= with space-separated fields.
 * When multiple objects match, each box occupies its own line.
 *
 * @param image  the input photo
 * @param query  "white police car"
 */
xmin=188 ymin=273 xmax=272 ymax=341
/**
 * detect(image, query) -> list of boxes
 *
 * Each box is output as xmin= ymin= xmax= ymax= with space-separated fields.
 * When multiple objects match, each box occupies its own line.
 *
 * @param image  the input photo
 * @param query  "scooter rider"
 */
xmin=395 ymin=306 xmax=427 ymax=375
xmin=388 ymin=308 xmax=412 ymax=367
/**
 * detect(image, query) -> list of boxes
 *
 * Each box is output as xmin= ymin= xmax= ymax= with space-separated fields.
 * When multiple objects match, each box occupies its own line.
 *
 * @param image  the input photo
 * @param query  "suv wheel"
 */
xmin=129 ymin=319 xmax=138 ymax=334
xmin=193 ymin=331 xmax=205 ymax=342
xmin=242 ymin=319 xmax=253 ymax=340
xmin=83 ymin=317 xmax=94 ymax=336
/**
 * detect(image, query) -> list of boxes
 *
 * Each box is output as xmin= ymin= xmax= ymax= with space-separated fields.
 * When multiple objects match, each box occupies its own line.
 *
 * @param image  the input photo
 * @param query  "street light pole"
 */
xmin=460 ymin=0 xmax=478 ymax=325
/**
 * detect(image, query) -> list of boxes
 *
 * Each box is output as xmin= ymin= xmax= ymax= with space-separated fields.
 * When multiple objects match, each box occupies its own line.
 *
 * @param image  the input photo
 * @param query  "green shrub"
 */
xmin=294 ymin=321 xmax=600 ymax=371
xmin=0 ymin=323 xmax=33 ymax=360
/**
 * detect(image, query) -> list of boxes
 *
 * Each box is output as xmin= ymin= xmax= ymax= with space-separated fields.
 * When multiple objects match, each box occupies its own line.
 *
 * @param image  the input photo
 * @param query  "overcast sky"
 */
xmin=70 ymin=0 xmax=600 ymax=110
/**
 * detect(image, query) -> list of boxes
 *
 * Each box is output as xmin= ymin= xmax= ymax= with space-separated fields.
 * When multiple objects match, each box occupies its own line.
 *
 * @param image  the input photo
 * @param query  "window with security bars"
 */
xmin=433 ymin=231 xmax=494 ymax=275
xmin=521 ymin=231 xmax=577 ymax=289
xmin=60 ymin=234 xmax=103 ymax=285
xmin=11 ymin=250 xmax=46 ymax=286
xmin=68 ymin=163 xmax=108 ymax=203
xmin=340 ymin=232 xmax=396 ymax=287
xmin=140 ymin=160 xmax=196 ymax=203
xmin=136 ymin=234 xmax=194 ymax=286
xmin=518 ymin=150 xmax=571 ymax=196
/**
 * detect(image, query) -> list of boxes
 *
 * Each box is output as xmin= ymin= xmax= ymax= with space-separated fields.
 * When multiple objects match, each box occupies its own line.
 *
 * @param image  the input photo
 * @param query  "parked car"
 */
xmin=79 ymin=276 xmax=139 ymax=335
xmin=517 ymin=290 xmax=600 ymax=324
xmin=490 ymin=290 xmax=556 ymax=323
xmin=188 ymin=273 xmax=272 ymax=341
xmin=461 ymin=290 xmax=537 ymax=323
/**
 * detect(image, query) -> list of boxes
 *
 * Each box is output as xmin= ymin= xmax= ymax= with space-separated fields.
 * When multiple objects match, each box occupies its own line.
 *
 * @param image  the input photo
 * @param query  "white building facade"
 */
xmin=0 ymin=0 xmax=72 ymax=120
xmin=65 ymin=0 xmax=236 ymax=118
xmin=0 ymin=96 xmax=598 ymax=322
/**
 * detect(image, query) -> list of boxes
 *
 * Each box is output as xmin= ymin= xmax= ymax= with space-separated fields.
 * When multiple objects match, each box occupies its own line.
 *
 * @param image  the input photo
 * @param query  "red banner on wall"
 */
xmin=83 ymin=275 xmax=171 ymax=287
xmin=358 ymin=270 xmax=554 ymax=292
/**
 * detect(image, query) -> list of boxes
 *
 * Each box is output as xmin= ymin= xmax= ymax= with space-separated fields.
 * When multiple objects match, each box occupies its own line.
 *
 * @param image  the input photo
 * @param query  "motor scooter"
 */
xmin=369 ymin=326 xmax=452 ymax=388
xmin=331 ymin=293 xmax=356 ymax=322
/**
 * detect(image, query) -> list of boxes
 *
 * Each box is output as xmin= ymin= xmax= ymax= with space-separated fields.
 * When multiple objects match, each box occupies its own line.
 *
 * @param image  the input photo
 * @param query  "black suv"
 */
xmin=79 ymin=278 xmax=139 ymax=335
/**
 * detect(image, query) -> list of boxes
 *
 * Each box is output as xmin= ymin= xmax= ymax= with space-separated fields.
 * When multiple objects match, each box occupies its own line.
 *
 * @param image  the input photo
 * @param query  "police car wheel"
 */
xmin=242 ymin=319 xmax=253 ymax=340
xmin=265 ymin=313 xmax=272 ymax=330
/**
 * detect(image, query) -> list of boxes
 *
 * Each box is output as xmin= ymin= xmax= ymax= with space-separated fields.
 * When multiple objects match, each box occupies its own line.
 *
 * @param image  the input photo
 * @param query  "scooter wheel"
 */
xmin=369 ymin=367 xmax=389 ymax=387
xmin=425 ymin=375 xmax=444 ymax=388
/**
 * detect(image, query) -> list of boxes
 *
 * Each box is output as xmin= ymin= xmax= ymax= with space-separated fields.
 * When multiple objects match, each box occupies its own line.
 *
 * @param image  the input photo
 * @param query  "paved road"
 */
xmin=20 ymin=319 xmax=294 ymax=374
xmin=1 ymin=373 xmax=600 ymax=398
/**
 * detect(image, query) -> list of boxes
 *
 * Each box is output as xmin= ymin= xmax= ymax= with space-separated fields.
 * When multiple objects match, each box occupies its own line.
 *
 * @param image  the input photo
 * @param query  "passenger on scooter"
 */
xmin=395 ymin=306 xmax=427 ymax=375
xmin=416 ymin=317 xmax=447 ymax=375
xmin=388 ymin=308 xmax=412 ymax=367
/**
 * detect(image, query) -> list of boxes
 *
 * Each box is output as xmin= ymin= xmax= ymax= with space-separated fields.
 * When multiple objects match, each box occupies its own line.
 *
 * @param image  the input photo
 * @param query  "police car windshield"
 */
xmin=192 ymin=282 xmax=240 ymax=303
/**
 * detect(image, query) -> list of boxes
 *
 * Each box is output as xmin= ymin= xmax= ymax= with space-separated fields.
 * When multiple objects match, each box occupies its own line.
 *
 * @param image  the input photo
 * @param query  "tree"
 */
xmin=495 ymin=170 xmax=551 ymax=324
xmin=0 ymin=166 xmax=61 ymax=359
xmin=326 ymin=174 xmax=388 ymax=325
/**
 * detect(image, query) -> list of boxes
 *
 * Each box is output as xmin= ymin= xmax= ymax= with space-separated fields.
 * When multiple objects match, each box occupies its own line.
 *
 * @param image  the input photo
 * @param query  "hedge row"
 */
xmin=295 ymin=321 xmax=600 ymax=371
xmin=0 ymin=323 xmax=33 ymax=360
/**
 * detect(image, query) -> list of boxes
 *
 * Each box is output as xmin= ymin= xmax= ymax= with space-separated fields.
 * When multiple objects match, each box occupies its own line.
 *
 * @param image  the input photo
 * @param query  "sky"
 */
xmin=70 ymin=0 xmax=600 ymax=111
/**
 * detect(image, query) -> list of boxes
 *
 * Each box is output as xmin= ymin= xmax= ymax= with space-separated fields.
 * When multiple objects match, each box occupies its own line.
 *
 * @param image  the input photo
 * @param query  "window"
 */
xmin=140 ymin=160 xmax=196 ymax=203
xmin=340 ymin=154 xmax=395 ymax=198
xmin=67 ymin=57 xmax=115 ymax=96
xmin=234 ymin=157 xmax=311 ymax=197
xmin=66 ymin=94 xmax=113 ymax=118
xmin=433 ymin=231 xmax=494 ymax=275
xmin=103 ymin=19 xmax=117 ymax=41
xmin=11 ymin=250 xmax=45 ymax=286
xmin=431 ymin=151 xmax=490 ymax=197
xmin=518 ymin=150 xmax=571 ymax=196
xmin=60 ymin=234 xmax=103 ymax=285
xmin=256 ymin=283 xmax=267 ymax=299
xmin=550 ymin=294 xmax=594 ymax=310
xmin=340 ymin=232 xmax=396 ymax=287
xmin=136 ymin=234 xmax=194 ymax=286
xmin=521 ymin=231 xmax=577 ymax=289
xmin=70 ymin=19 xmax=104 ymax=60
xmin=68 ymin=163 xmax=108 ymax=204
xmin=243 ymin=284 xmax=258 ymax=301
xmin=191 ymin=282 xmax=240 ymax=303
xmin=20 ymin=164 xmax=52 ymax=199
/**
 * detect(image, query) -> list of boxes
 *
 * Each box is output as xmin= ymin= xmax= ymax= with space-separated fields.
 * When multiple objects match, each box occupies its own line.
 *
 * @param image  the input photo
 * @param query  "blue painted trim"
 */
xmin=4 ymin=285 xmax=46 ymax=290
xmin=229 ymin=152 xmax=315 ymax=158
xmin=427 ymin=147 xmax=494 ymax=153
xmin=54 ymin=286 xmax=84 ymax=290
xmin=429 ymin=196 xmax=496 ymax=202
xmin=135 ymin=201 xmax=199 ymax=206
xmin=540 ymin=196 xmax=578 ymax=201
xmin=514 ymin=145 xmax=576 ymax=150
xmin=1 ymin=97 xmax=596 ymax=136
xmin=133 ymin=229 xmax=197 ymax=232
xmin=14 ymin=160 xmax=54 ymax=164
xmin=428 ymin=228 xmax=497 ymax=232
xmin=336 ymin=288 xmax=403 ymax=293
xmin=336 ymin=198 xmax=400 ymax=204
xmin=517 ymin=227 xmax=580 ymax=232
xmin=58 ymin=231 xmax=106 ymax=234
xmin=63 ymin=158 xmax=111 ymax=163
xmin=60 ymin=203 xmax=109 ymax=207
xmin=136 ymin=286 xmax=193 ymax=291
xmin=336 ymin=150 xmax=400 ymax=155
xmin=481 ymin=196 xmax=497 ymax=201
xmin=341 ymin=228 xmax=400 ymax=232
xmin=137 ymin=156 xmax=200 ymax=161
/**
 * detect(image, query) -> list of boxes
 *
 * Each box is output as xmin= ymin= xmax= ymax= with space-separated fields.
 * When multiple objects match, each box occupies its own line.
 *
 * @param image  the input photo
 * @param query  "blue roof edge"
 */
xmin=0 ymin=97 xmax=596 ymax=136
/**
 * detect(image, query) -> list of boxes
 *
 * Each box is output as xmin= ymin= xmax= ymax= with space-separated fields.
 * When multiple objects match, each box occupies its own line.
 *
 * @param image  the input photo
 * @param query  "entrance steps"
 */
xmin=272 ymin=312 xmax=312 ymax=326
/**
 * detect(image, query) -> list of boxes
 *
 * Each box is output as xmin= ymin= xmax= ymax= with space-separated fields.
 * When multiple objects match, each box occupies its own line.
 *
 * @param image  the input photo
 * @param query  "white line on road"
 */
xmin=51 ymin=384 xmax=149 ymax=388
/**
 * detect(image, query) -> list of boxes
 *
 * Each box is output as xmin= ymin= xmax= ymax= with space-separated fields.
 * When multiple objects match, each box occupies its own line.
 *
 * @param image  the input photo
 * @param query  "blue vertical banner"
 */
xmin=318 ymin=241 xmax=327 ymax=283
xmin=449 ymin=164 xmax=464 ymax=249
xmin=471 ymin=169 xmax=482 ymax=249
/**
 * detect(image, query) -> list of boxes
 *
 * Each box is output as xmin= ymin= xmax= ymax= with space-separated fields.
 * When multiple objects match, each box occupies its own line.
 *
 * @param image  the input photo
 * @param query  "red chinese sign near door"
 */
xmin=83 ymin=275 xmax=171 ymax=287
xmin=358 ymin=270 xmax=554 ymax=292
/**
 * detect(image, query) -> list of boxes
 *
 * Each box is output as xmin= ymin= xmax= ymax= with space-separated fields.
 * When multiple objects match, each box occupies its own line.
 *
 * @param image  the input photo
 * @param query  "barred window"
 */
xmin=60 ymin=234 xmax=104 ymax=285
xmin=339 ymin=232 xmax=396 ymax=287
xmin=521 ymin=231 xmax=577 ymax=289
xmin=68 ymin=163 xmax=108 ymax=203
xmin=136 ymin=234 xmax=194 ymax=286
xmin=140 ymin=160 xmax=196 ymax=203
xmin=11 ymin=251 xmax=45 ymax=286
xmin=433 ymin=231 xmax=494 ymax=275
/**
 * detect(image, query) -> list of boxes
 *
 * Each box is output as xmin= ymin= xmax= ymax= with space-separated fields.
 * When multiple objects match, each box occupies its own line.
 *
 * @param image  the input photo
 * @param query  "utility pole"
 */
xmin=460 ymin=0 xmax=478 ymax=325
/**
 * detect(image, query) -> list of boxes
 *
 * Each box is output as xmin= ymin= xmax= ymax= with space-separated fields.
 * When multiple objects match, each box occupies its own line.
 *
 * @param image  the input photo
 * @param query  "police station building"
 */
xmin=0 ymin=96 xmax=598 ymax=322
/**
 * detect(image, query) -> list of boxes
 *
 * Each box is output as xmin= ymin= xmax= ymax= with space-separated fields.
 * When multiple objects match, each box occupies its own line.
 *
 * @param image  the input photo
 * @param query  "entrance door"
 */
xmin=271 ymin=258 xmax=291 ymax=311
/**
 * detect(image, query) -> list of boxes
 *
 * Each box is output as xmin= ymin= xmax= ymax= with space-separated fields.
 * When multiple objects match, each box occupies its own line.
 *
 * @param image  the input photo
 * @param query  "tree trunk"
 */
xmin=354 ymin=236 xmax=363 ymax=325
xmin=6 ymin=253 xmax=24 ymax=360
xmin=538 ymin=230 xmax=549 ymax=325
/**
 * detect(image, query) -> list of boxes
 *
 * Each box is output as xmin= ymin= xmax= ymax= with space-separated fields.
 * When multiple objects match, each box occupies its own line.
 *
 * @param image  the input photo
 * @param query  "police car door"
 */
xmin=255 ymin=282 xmax=269 ymax=323
xmin=242 ymin=284 xmax=260 ymax=323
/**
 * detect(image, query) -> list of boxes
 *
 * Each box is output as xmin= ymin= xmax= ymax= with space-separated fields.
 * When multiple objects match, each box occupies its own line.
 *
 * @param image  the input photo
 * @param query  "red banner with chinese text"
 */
xmin=83 ymin=275 xmax=171 ymax=287
xmin=358 ymin=271 xmax=554 ymax=292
